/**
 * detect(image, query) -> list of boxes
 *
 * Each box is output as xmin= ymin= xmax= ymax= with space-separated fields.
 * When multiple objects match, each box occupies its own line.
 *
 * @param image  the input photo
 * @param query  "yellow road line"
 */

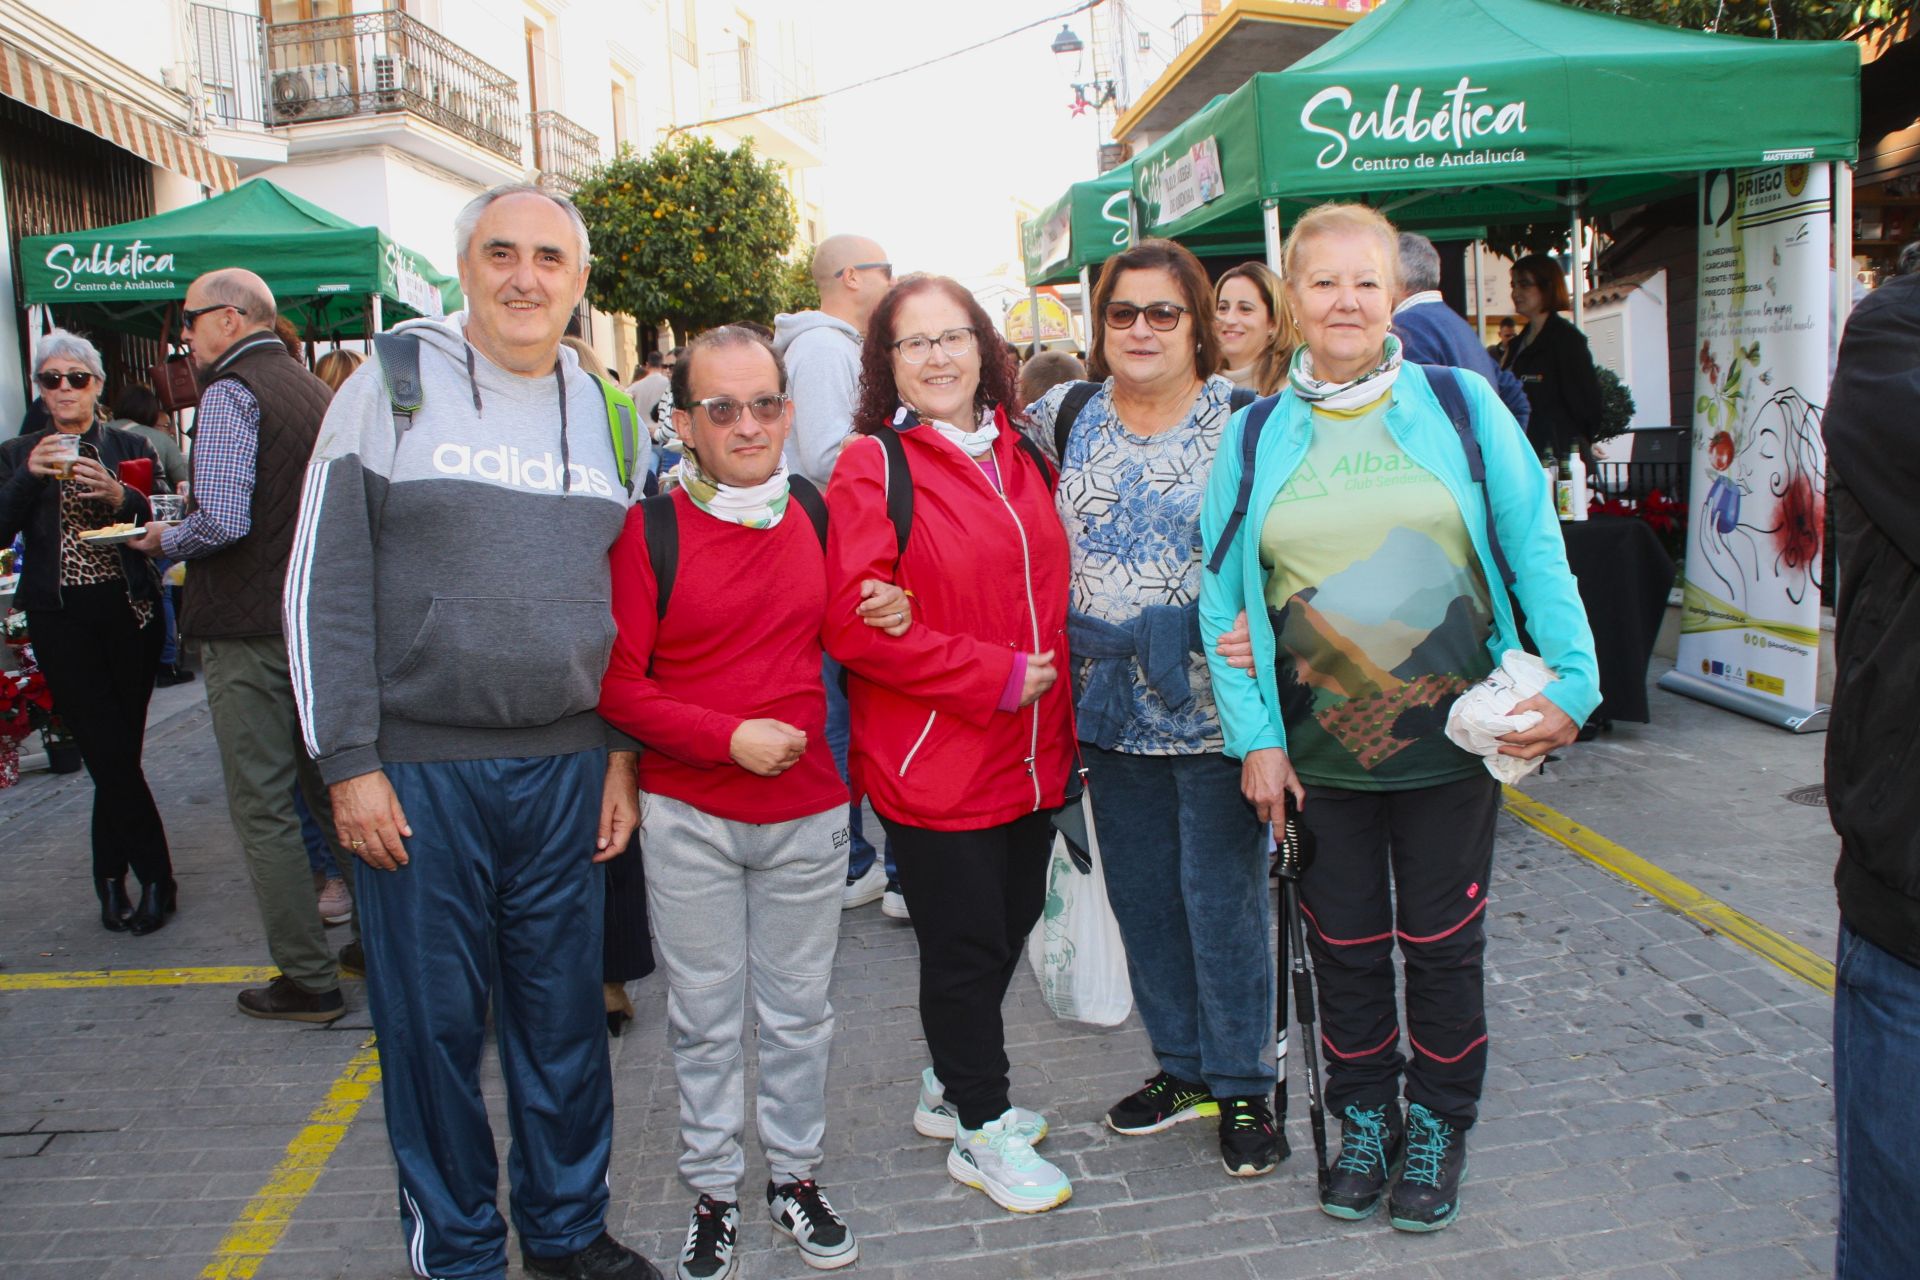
xmin=1502 ymin=785 xmax=1836 ymax=995
xmin=199 ymin=1038 xmax=382 ymax=1280
xmin=0 ymin=966 xmax=281 ymax=991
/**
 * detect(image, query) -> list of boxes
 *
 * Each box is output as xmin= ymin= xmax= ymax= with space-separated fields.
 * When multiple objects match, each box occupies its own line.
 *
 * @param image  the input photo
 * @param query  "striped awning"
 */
xmin=0 ymin=37 xmax=236 ymax=192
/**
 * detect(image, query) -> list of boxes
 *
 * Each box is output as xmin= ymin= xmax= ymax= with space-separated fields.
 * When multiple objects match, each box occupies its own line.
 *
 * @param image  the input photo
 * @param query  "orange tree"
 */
xmin=573 ymin=134 xmax=802 ymax=335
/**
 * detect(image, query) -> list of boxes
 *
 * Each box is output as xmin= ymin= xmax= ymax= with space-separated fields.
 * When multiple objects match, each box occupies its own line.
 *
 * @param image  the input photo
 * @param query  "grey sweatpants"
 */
xmin=641 ymin=792 xmax=846 ymax=1197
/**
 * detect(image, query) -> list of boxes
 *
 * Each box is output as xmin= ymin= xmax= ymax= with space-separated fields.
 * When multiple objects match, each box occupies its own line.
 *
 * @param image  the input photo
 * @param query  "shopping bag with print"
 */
xmin=1026 ymin=798 xmax=1132 ymax=1026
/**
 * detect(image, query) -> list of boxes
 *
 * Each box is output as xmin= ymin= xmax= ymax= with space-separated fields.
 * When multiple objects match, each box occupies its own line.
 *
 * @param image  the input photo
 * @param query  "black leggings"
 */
xmin=27 ymin=584 xmax=171 ymax=885
xmin=880 ymin=809 xmax=1053 ymax=1130
xmin=1295 ymin=773 xmax=1499 ymax=1126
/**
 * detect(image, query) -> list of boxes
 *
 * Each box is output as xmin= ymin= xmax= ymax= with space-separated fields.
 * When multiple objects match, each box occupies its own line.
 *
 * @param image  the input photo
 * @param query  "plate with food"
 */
xmin=78 ymin=522 xmax=145 ymax=546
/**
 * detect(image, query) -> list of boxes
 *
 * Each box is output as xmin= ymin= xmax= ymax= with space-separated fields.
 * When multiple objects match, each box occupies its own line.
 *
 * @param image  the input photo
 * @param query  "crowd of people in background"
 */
xmin=17 ymin=182 xmax=1912 ymax=1280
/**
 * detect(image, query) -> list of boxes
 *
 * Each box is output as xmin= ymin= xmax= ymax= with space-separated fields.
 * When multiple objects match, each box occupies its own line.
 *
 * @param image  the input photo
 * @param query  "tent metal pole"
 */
xmin=1079 ymin=265 xmax=1093 ymax=353
xmin=1833 ymin=161 xmax=1854 ymax=337
xmin=1472 ymin=241 xmax=1484 ymax=340
xmin=1569 ymin=200 xmax=1585 ymax=330
xmin=370 ymin=293 xmax=383 ymax=336
xmin=1263 ymin=201 xmax=1283 ymax=274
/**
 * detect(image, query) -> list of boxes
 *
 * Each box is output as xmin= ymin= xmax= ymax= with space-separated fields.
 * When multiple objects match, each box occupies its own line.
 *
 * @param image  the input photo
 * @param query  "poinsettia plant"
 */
xmin=1 ymin=610 xmax=75 ymax=789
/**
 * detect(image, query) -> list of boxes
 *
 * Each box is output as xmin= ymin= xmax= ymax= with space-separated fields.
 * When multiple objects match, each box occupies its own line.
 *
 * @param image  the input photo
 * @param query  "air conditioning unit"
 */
xmin=270 ymin=62 xmax=353 ymax=122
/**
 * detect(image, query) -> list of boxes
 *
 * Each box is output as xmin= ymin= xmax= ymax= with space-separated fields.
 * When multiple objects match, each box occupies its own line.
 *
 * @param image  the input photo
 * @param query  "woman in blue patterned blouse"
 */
xmin=1024 ymin=239 xmax=1279 ymax=1180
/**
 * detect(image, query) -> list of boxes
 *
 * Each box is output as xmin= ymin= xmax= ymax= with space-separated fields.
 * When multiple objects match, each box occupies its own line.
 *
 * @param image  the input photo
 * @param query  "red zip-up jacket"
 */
xmin=823 ymin=405 xmax=1075 ymax=832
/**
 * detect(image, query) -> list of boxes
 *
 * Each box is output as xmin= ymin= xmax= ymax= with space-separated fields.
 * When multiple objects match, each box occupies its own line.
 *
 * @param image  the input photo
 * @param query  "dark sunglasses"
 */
xmin=35 ymin=370 xmax=95 ymax=390
xmin=842 ymin=261 xmax=893 ymax=280
xmin=1104 ymin=301 xmax=1189 ymax=332
xmin=181 ymin=302 xmax=246 ymax=331
xmin=688 ymin=393 xmax=790 ymax=427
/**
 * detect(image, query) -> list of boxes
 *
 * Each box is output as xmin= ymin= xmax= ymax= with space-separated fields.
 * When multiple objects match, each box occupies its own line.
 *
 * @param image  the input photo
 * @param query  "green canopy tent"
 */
xmin=1021 ymin=164 xmax=1135 ymax=287
xmin=1017 ymin=163 xmax=1135 ymax=352
xmin=1129 ymin=0 xmax=1860 ymax=321
xmin=19 ymin=179 xmax=462 ymax=340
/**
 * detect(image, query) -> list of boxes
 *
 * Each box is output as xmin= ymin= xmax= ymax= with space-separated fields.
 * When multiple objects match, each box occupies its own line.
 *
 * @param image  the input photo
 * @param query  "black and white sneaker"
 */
xmin=676 ymin=1194 xmax=738 ymax=1280
xmin=768 ymin=1178 xmax=857 ymax=1270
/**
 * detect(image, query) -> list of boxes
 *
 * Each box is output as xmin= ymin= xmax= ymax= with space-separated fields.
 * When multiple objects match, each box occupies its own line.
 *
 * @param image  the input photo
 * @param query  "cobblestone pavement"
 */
xmin=0 ymin=673 xmax=1837 ymax=1279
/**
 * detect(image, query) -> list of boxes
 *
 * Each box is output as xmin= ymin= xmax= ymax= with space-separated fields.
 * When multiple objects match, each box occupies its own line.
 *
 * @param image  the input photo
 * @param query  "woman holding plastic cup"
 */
xmin=0 ymin=330 xmax=174 ymax=934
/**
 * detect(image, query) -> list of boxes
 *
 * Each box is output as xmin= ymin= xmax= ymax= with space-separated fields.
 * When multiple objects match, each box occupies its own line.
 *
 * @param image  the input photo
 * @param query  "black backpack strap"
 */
xmin=371 ymin=332 xmax=423 ymax=449
xmin=874 ymin=427 xmax=913 ymax=562
xmin=1420 ymin=364 xmax=1517 ymax=591
xmin=1228 ymin=385 xmax=1258 ymax=412
xmin=1204 ymin=393 xmax=1282 ymax=575
xmin=1053 ymin=380 xmax=1101 ymax=462
xmin=1015 ymin=434 xmax=1057 ymax=493
xmin=641 ymin=492 xmax=679 ymax=620
xmin=787 ymin=475 xmax=829 ymax=550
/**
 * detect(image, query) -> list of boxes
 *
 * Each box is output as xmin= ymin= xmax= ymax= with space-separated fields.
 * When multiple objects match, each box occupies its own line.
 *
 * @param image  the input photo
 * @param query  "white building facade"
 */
xmin=3 ymin=0 xmax=826 ymax=424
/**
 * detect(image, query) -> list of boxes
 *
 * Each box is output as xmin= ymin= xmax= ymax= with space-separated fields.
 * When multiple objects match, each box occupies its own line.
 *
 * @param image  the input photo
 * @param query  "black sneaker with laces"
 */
xmin=675 ymin=1194 xmax=738 ymax=1280
xmin=1218 ymin=1096 xmax=1285 ymax=1177
xmin=1320 ymin=1101 xmax=1405 ymax=1220
xmin=521 ymin=1230 xmax=661 ymax=1280
xmin=1388 ymin=1102 xmax=1468 ymax=1232
xmin=767 ymin=1177 xmax=858 ymax=1270
xmin=1105 ymin=1071 xmax=1219 ymax=1135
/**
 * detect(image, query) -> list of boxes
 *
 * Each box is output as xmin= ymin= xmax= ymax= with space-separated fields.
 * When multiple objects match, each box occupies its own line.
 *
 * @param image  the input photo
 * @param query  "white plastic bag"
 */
xmin=1445 ymin=648 xmax=1557 ymax=784
xmin=1026 ymin=799 xmax=1133 ymax=1027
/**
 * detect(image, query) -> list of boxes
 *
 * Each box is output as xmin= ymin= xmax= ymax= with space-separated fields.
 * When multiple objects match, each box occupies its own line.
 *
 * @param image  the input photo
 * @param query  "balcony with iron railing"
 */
xmin=189 ymin=3 xmax=268 ymax=127
xmin=261 ymin=8 xmax=522 ymax=163
xmin=532 ymin=109 xmax=600 ymax=194
xmin=702 ymin=46 xmax=822 ymax=161
xmin=1168 ymin=0 xmax=1383 ymax=58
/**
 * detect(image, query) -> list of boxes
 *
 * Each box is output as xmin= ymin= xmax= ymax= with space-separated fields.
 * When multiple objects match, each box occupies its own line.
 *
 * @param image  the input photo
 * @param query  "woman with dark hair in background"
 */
xmin=1500 ymin=254 xmax=1602 ymax=459
xmin=1024 ymin=238 xmax=1280 ymax=1180
xmin=1214 ymin=261 xmax=1293 ymax=397
xmin=823 ymin=272 xmax=1076 ymax=1214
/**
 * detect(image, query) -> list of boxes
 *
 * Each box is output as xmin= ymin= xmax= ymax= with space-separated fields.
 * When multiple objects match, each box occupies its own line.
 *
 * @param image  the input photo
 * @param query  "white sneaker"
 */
xmin=947 ymin=1110 xmax=1073 ymax=1213
xmin=881 ymin=886 xmax=910 ymax=920
xmin=316 ymin=877 xmax=352 ymax=926
xmin=841 ymin=862 xmax=885 ymax=910
xmin=915 ymin=1067 xmax=1049 ymax=1142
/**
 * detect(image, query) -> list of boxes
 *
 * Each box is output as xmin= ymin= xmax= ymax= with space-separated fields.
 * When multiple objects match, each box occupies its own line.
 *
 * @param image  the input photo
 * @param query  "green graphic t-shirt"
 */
xmin=1258 ymin=392 xmax=1495 ymax=791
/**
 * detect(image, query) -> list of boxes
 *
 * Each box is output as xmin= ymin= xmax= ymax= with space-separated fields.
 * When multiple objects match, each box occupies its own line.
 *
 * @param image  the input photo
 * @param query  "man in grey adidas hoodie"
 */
xmin=285 ymin=185 xmax=659 ymax=1280
xmin=773 ymin=235 xmax=897 ymax=912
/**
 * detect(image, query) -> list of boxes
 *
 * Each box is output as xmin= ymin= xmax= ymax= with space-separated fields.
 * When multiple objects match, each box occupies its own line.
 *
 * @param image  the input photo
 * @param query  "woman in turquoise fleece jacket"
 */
xmin=1197 ymin=204 xmax=1598 ymax=1236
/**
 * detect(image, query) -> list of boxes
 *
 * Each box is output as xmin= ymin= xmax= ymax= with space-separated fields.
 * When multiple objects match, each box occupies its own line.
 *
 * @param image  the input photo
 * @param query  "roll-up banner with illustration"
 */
xmin=1657 ymin=165 xmax=1829 ymax=732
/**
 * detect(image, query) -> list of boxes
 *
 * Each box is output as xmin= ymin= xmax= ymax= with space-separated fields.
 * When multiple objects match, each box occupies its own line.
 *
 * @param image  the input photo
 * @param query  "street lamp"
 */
xmin=1050 ymin=23 xmax=1084 ymax=64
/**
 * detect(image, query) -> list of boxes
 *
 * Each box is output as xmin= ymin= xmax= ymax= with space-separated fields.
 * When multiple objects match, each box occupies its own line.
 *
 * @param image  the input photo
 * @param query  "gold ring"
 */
xmin=350 ymin=839 xmax=366 ymax=848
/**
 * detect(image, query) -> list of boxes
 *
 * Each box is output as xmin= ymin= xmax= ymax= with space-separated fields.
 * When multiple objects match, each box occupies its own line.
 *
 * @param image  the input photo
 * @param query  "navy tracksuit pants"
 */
xmin=357 ymin=750 xmax=612 ymax=1280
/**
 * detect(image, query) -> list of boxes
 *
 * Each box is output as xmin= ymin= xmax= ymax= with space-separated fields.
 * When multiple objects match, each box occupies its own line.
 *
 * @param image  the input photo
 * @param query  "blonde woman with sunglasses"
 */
xmin=0 ymin=330 xmax=172 ymax=934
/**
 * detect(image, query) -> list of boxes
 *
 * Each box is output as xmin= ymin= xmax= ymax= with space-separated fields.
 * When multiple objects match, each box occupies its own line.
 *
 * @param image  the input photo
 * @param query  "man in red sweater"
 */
xmin=600 ymin=327 xmax=906 ymax=1280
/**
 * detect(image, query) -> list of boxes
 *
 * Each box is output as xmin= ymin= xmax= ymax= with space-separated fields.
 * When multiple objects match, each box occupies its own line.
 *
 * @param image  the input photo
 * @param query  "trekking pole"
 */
xmin=1276 ymin=804 xmax=1330 ymax=1195
xmin=1272 ymin=827 xmax=1292 ymax=1160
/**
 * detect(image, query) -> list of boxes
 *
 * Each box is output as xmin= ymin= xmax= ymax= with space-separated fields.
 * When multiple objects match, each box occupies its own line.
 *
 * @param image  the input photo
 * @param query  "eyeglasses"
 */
xmin=689 ymin=393 xmax=790 ymax=427
xmin=34 ymin=370 xmax=96 ymax=390
xmin=181 ymin=302 xmax=246 ymax=332
xmin=1104 ymin=301 xmax=1189 ymax=332
xmin=842 ymin=262 xmax=893 ymax=280
xmin=892 ymin=327 xmax=975 ymax=365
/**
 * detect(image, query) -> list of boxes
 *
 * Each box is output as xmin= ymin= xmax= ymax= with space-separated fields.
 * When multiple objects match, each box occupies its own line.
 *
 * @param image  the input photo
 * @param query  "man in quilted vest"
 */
xmin=130 ymin=267 xmax=360 ymax=1024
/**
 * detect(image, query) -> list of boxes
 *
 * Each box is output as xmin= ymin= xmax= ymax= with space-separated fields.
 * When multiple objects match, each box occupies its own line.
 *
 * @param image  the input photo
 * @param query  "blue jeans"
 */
xmin=1835 ymin=916 xmax=1920 ymax=1279
xmin=155 ymin=561 xmax=178 ymax=666
xmin=823 ymin=655 xmax=894 ymax=883
xmin=293 ymin=783 xmax=340 ymax=879
xmin=1085 ymin=745 xmax=1274 ymax=1099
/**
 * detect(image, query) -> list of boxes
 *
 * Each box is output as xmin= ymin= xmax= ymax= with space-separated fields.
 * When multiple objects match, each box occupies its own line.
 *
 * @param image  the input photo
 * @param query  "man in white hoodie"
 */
xmin=773 ymin=235 xmax=897 ymax=913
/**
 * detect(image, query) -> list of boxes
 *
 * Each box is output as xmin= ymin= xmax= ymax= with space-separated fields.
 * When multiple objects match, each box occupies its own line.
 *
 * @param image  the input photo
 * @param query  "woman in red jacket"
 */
xmin=824 ymin=273 xmax=1076 ymax=1215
